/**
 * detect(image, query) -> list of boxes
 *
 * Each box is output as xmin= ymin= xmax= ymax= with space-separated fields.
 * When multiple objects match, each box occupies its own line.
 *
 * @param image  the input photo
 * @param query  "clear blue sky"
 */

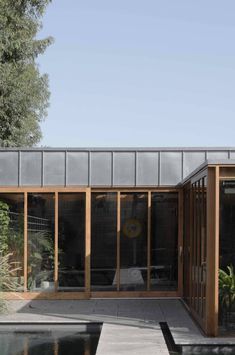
xmin=38 ymin=1 xmax=235 ymax=147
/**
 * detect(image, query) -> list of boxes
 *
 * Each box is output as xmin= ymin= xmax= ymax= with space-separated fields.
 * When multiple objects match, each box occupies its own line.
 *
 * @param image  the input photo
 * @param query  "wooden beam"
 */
xmin=3 ymin=290 xmax=180 ymax=300
xmin=205 ymin=166 xmax=219 ymax=336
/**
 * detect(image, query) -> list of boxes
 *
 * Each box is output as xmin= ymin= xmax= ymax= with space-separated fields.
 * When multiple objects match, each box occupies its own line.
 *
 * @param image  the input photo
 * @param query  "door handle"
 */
xmin=179 ymin=246 xmax=183 ymax=262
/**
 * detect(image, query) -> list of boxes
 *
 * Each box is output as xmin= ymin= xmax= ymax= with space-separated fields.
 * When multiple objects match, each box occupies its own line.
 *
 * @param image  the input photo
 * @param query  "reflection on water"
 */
xmin=0 ymin=330 xmax=100 ymax=355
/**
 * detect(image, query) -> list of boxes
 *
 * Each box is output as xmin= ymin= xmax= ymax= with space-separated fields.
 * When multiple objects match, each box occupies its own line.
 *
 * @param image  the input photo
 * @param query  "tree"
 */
xmin=0 ymin=0 xmax=53 ymax=147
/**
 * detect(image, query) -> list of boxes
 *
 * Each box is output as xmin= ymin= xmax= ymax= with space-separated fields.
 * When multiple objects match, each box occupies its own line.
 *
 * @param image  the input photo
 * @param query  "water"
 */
xmin=0 ymin=327 xmax=100 ymax=355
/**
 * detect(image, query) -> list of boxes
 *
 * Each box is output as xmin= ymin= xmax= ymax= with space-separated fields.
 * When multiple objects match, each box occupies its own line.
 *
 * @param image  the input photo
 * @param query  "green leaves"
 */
xmin=219 ymin=265 xmax=235 ymax=326
xmin=0 ymin=201 xmax=10 ymax=254
xmin=0 ymin=0 xmax=53 ymax=146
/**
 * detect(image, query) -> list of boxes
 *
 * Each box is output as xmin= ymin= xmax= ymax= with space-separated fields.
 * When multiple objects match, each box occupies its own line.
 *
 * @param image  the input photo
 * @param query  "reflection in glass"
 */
xmin=0 ymin=194 xmax=24 ymax=291
xmin=0 ymin=330 xmax=100 ymax=355
xmin=91 ymin=193 xmax=117 ymax=291
xmin=120 ymin=193 xmax=147 ymax=291
xmin=151 ymin=193 xmax=178 ymax=290
xmin=27 ymin=194 xmax=55 ymax=291
xmin=58 ymin=193 xmax=85 ymax=290
xmin=220 ymin=181 xmax=235 ymax=331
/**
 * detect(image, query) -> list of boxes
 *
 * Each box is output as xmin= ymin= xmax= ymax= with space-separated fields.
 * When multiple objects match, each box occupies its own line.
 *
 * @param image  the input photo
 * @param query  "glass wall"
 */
xmin=27 ymin=194 xmax=55 ymax=291
xmin=151 ymin=193 xmax=178 ymax=291
xmin=120 ymin=193 xmax=148 ymax=291
xmin=0 ymin=193 xmax=24 ymax=291
xmin=0 ymin=189 xmax=179 ymax=295
xmin=58 ymin=193 xmax=85 ymax=290
xmin=219 ymin=181 xmax=235 ymax=331
xmin=91 ymin=193 xmax=117 ymax=291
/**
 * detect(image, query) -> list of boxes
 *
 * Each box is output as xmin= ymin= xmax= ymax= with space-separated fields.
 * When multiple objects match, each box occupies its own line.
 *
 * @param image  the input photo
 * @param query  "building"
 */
xmin=0 ymin=147 xmax=235 ymax=336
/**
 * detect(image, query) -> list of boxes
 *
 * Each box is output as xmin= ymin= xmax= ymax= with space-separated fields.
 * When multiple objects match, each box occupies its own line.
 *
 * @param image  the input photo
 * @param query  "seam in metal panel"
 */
xmin=88 ymin=151 xmax=91 ymax=187
xmin=158 ymin=151 xmax=161 ymax=186
xmin=205 ymin=151 xmax=208 ymax=160
xmin=65 ymin=151 xmax=67 ymax=187
xmin=228 ymin=150 xmax=231 ymax=159
xmin=112 ymin=152 xmax=115 ymax=187
xmin=18 ymin=151 xmax=21 ymax=187
xmin=135 ymin=151 xmax=137 ymax=186
xmin=111 ymin=151 xmax=114 ymax=187
xmin=181 ymin=151 xmax=184 ymax=181
xmin=41 ymin=151 xmax=44 ymax=187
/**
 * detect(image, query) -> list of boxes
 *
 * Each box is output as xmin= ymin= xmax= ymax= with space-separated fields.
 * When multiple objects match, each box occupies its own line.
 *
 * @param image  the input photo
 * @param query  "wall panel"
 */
xmin=136 ymin=152 xmax=159 ymax=186
xmin=67 ymin=152 xmax=89 ymax=186
xmin=160 ymin=152 xmax=182 ymax=185
xmin=113 ymin=152 xmax=135 ymax=186
xmin=0 ymin=151 xmax=18 ymax=186
xmin=90 ymin=152 xmax=112 ymax=186
xmin=44 ymin=152 xmax=65 ymax=186
xmin=21 ymin=151 xmax=42 ymax=186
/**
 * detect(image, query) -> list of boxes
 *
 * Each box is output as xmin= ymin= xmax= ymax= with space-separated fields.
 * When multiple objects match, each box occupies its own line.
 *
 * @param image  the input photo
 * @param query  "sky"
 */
xmin=38 ymin=1 xmax=235 ymax=147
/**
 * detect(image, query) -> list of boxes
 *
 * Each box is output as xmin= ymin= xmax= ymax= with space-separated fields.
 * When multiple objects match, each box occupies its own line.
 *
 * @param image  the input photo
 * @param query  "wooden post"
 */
xmin=205 ymin=166 xmax=219 ymax=336
xmin=147 ymin=191 xmax=151 ymax=291
xmin=24 ymin=192 xmax=27 ymax=292
xmin=178 ymin=189 xmax=184 ymax=297
xmin=117 ymin=191 xmax=121 ymax=291
xmin=85 ymin=188 xmax=91 ymax=294
xmin=54 ymin=192 xmax=58 ymax=291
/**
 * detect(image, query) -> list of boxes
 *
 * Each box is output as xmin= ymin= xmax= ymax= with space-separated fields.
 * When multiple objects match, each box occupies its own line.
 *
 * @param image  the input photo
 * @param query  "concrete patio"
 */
xmin=0 ymin=299 xmax=235 ymax=354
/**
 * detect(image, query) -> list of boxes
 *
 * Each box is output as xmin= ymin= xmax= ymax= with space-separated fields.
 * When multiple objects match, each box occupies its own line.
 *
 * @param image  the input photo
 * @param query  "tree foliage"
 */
xmin=0 ymin=0 xmax=53 ymax=147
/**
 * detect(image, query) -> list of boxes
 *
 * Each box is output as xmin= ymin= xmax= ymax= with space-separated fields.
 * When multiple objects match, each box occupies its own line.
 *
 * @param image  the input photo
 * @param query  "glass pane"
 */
xmin=219 ymin=181 xmax=235 ymax=331
xmin=120 ymin=193 xmax=147 ymax=291
xmin=58 ymin=193 xmax=85 ymax=291
xmin=27 ymin=194 xmax=55 ymax=291
xmin=0 ymin=194 xmax=24 ymax=292
xmin=151 ymin=192 xmax=178 ymax=291
xmin=91 ymin=193 xmax=117 ymax=291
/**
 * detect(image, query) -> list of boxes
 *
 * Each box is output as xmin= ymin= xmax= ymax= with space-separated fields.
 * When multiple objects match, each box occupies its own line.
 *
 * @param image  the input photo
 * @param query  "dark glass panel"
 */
xmin=0 ymin=193 xmax=24 ymax=291
xmin=151 ymin=192 xmax=178 ymax=291
xmin=219 ymin=181 xmax=235 ymax=331
xmin=91 ymin=193 xmax=117 ymax=291
xmin=58 ymin=193 xmax=85 ymax=290
xmin=27 ymin=193 xmax=55 ymax=291
xmin=120 ymin=193 xmax=147 ymax=291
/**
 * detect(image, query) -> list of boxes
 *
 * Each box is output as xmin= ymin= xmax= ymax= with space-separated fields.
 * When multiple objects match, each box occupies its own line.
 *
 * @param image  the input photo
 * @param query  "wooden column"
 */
xmin=54 ymin=192 xmax=58 ymax=291
xmin=178 ymin=189 xmax=184 ymax=297
xmin=189 ymin=185 xmax=193 ymax=307
xmin=24 ymin=192 xmax=27 ymax=292
xmin=117 ymin=191 xmax=121 ymax=291
xmin=85 ymin=188 xmax=91 ymax=294
xmin=147 ymin=191 xmax=151 ymax=291
xmin=205 ymin=166 xmax=219 ymax=336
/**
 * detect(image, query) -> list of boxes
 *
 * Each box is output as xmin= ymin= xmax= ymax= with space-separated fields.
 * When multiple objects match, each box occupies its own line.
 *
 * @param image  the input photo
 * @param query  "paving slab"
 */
xmin=96 ymin=323 xmax=169 ymax=355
